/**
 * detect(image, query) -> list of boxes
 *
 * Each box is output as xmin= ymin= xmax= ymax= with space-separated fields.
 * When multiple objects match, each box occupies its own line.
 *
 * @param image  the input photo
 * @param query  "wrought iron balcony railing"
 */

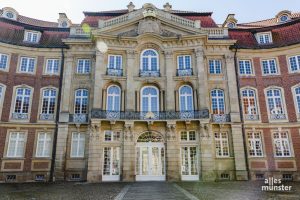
xmin=177 ymin=68 xmax=193 ymax=76
xmin=106 ymin=68 xmax=123 ymax=76
xmin=91 ymin=109 xmax=209 ymax=120
xmin=211 ymin=114 xmax=231 ymax=123
xmin=12 ymin=113 xmax=29 ymax=120
xmin=270 ymin=113 xmax=286 ymax=120
xmin=139 ymin=70 xmax=160 ymax=77
xmin=69 ymin=114 xmax=88 ymax=123
xmin=39 ymin=113 xmax=55 ymax=120
xmin=244 ymin=114 xmax=259 ymax=121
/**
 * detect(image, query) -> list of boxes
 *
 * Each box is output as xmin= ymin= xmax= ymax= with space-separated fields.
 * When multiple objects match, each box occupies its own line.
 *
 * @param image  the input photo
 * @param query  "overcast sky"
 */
xmin=1 ymin=0 xmax=300 ymax=24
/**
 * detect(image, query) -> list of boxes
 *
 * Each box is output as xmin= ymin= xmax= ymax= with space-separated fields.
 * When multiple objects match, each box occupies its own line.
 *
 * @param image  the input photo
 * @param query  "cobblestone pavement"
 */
xmin=1 ymin=181 xmax=300 ymax=200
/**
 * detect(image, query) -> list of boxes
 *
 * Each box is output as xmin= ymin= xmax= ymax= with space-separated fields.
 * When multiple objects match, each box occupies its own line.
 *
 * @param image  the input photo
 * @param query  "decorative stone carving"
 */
xmin=166 ymin=123 xmax=176 ymax=141
xmin=89 ymin=124 xmax=100 ymax=140
xmin=124 ymin=123 xmax=133 ymax=141
xmin=138 ymin=19 xmax=161 ymax=35
xmin=200 ymin=123 xmax=209 ymax=138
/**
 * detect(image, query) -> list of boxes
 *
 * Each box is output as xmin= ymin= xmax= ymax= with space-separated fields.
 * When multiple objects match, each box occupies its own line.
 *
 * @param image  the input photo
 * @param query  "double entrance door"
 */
xmin=136 ymin=142 xmax=165 ymax=181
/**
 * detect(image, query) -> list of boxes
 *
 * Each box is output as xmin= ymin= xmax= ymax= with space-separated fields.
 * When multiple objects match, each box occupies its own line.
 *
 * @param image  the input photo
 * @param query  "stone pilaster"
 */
xmin=231 ymin=124 xmax=248 ymax=180
xmin=87 ymin=122 xmax=102 ymax=182
xmin=122 ymin=121 xmax=135 ymax=181
xmin=54 ymin=124 xmax=69 ymax=180
xmin=195 ymin=49 xmax=208 ymax=109
xmin=126 ymin=50 xmax=136 ymax=111
xmin=166 ymin=122 xmax=180 ymax=181
xmin=93 ymin=51 xmax=105 ymax=109
xmin=164 ymin=50 xmax=175 ymax=110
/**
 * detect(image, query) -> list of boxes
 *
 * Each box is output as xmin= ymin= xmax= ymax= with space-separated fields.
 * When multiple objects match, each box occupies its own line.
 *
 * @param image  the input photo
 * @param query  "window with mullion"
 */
xmin=107 ymin=86 xmax=121 ymax=111
xmin=141 ymin=49 xmax=158 ymax=71
xmin=262 ymin=59 xmax=278 ymax=75
xmin=247 ymin=132 xmax=263 ymax=157
xmin=41 ymin=89 xmax=56 ymax=114
xmin=239 ymin=60 xmax=253 ymax=75
xmin=211 ymin=89 xmax=225 ymax=114
xmin=7 ymin=132 xmax=25 ymax=158
xmin=215 ymin=132 xmax=229 ymax=157
xmin=289 ymin=55 xmax=300 ymax=72
xmin=209 ymin=60 xmax=222 ymax=74
xmin=295 ymin=87 xmax=300 ymax=115
xmin=178 ymin=55 xmax=191 ymax=70
xmin=0 ymin=53 xmax=8 ymax=70
xmin=14 ymin=88 xmax=31 ymax=114
xmin=20 ymin=57 xmax=35 ymax=73
xmin=46 ymin=59 xmax=59 ymax=74
xmin=108 ymin=55 xmax=122 ymax=69
xmin=76 ymin=59 xmax=91 ymax=74
xmin=71 ymin=132 xmax=85 ymax=157
xmin=242 ymin=89 xmax=258 ymax=115
xmin=266 ymin=89 xmax=285 ymax=115
xmin=36 ymin=132 xmax=52 ymax=157
xmin=179 ymin=86 xmax=194 ymax=111
xmin=273 ymin=132 xmax=291 ymax=157
xmin=74 ymin=89 xmax=88 ymax=114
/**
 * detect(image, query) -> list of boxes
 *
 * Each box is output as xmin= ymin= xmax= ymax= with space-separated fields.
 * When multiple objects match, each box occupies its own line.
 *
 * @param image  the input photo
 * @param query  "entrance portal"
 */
xmin=136 ymin=132 xmax=166 ymax=181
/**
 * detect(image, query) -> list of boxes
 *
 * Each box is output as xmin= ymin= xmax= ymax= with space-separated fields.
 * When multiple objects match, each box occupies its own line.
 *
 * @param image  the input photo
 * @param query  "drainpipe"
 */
xmin=232 ymin=45 xmax=250 ymax=180
xmin=49 ymin=47 xmax=65 ymax=182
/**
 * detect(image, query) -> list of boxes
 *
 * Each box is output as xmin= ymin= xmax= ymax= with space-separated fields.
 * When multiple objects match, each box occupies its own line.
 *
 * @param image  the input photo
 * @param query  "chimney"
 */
xmin=163 ymin=3 xmax=172 ymax=12
xmin=127 ymin=2 xmax=135 ymax=12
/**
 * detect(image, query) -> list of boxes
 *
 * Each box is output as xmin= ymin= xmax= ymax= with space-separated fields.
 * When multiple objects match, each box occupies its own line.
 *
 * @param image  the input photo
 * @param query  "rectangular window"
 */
xmin=76 ymin=59 xmax=91 ymax=74
xmin=19 ymin=57 xmax=35 ymax=73
xmin=71 ymin=133 xmax=85 ymax=157
xmin=181 ymin=146 xmax=198 ymax=176
xmin=180 ymin=131 xmax=196 ymax=141
xmin=289 ymin=55 xmax=300 ymax=72
xmin=0 ymin=53 xmax=8 ymax=70
xmin=45 ymin=59 xmax=60 ymax=74
xmin=239 ymin=60 xmax=253 ymax=75
xmin=215 ymin=132 xmax=229 ymax=157
xmin=36 ymin=133 xmax=52 ymax=157
xmin=177 ymin=55 xmax=191 ymax=69
xmin=24 ymin=31 xmax=39 ymax=43
xmin=41 ymin=89 xmax=56 ymax=114
xmin=7 ymin=132 xmax=26 ymax=157
xmin=209 ymin=60 xmax=222 ymax=74
xmin=262 ymin=59 xmax=278 ymax=75
xmin=257 ymin=32 xmax=272 ymax=44
xmin=295 ymin=87 xmax=300 ymax=115
xmin=104 ymin=131 xmax=121 ymax=142
xmin=247 ymin=132 xmax=263 ymax=157
xmin=103 ymin=147 xmax=120 ymax=176
xmin=14 ymin=88 xmax=31 ymax=114
xmin=108 ymin=55 xmax=122 ymax=69
xmin=273 ymin=132 xmax=291 ymax=157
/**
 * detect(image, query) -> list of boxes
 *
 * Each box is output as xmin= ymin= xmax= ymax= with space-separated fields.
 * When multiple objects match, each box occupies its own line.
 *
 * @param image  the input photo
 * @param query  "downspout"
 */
xmin=49 ymin=47 xmax=65 ymax=182
xmin=232 ymin=45 xmax=250 ymax=180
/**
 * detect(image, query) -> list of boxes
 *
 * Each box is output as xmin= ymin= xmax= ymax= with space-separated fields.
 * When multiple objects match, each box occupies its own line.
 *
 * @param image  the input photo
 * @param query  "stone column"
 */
xmin=166 ymin=122 xmax=180 ymax=181
xmin=87 ymin=122 xmax=102 ymax=182
xmin=164 ymin=50 xmax=175 ymax=110
xmin=126 ymin=50 xmax=136 ymax=111
xmin=199 ymin=123 xmax=216 ymax=181
xmin=231 ymin=124 xmax=248 ymax=180
xmin=54 ymin=124 xmax=68 ymax=180
xmin=93 ymin=51 xmax=105 ymax=109
xmin=122 ymin=122 xmax=135 ymax=181
xmin=195 ymin=49 xmax=208 ymax=109
xmin=225 ymin=54 xmax=241 ymax=122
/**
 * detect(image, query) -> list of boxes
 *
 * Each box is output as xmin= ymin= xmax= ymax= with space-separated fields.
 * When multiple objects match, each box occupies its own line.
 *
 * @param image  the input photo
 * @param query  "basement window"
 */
xmin=6 ymin=175 xmax=16 ymax=182
xmin=70 ymin=173 xmax=81 ymax=181
xmin=282 ymin=174 xmax=293 ymax=181
xmin=35 ymin=174 xmax=45 ymax=181
xmin=255 ymin=173 xmax=265 ymax=180
xmin=220 ymin=173 xmax=230 ymax=180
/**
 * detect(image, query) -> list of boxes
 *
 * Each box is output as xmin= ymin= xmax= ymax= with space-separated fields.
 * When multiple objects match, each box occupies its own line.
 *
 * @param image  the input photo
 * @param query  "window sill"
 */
xmin=1 ymin=157 xmax=25 ymax=160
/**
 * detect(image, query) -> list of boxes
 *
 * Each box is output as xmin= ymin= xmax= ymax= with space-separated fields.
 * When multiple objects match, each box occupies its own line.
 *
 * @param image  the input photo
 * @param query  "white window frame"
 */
xmin=70 ymin=132 xmax=85 ymax=158
xmin=261 ymin=59 xmax=278 ymax=75
xmin=19 ymin=57 xmax=36 ymax=73
xmin=179 ymin=85 xmax=194 ymax=112
xmin=241 ymin=88 xmax=258 ymax=115
xmin=177 ymin=55 xmax=192 ymax=70
xmin=292 ymin=85 xmax=300 ymax=119
xmin=0 ymin=84 xmax=6 ymax=115
xmin=74 ymin=89 xmax=89 ymax=114
xmin=45 ymin=59 xmax=60 ymax=75
xmin=256 ymin=32 xmax=273 ymax=44
xmin=209 ymin=59 xmax=222 ymax=74
xmin=180 ymin=131 xmax=197 ymax=142
xmin=7 ymin=132 xmax=26 ymax=158
xmin=0 ymin=53 xmax=9 ymax=71
xmin=107 ymin=55 xmax=122 ymax=69
xmin=265 ymin=88 xmax=286 ymax=117
xmin=214 ymin=132 xmax=229 ymax=157
xmin=76 ymin=59 xmax=91 ymax=74
xmin=288 ymin=55 xmax=300 ymax=73
xmin=104 ymin=130 xmax=121 ymax=142
xmin=211 ymin=89 xmax=225 ymax=114
xmin=13 ymin=87 xmax=32 ymax=115
xmin=35 ymin=132 xmax=52 ymax=157
xmin=106 ymin=85 xmax=121 ymax=111
xmin=24 ymin=30 xmax=40 ymax=43
xmin=239 ymin=60 xmax=254 ymax=75
xmin=140 ymin=86 xmax=159 ymax=112
xmin=41 ymin=88 xmax=57 ymax=115
xmin=140 ymin=49 xmax=159 ymax=71
xmin=102 ymin=147 xmax=121 ymax=181
xmin=247 ymin=132 xmax=264 ymax=157
xmin=180 ymin=146 xmax=198 ymax=180
xmin=273 ymin=132 xmax=292 ymax=158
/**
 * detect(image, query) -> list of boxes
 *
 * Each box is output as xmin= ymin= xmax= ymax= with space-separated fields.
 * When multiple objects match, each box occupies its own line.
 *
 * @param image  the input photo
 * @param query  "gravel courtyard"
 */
xmin=0 ymin=181 xmax=300 ymax=200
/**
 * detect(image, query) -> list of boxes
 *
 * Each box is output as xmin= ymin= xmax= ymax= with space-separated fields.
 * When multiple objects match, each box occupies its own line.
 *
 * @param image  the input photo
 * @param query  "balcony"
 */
xmin=106 ymin=68 xmax=123 ymax=76
xmin=139 ymin=70 xmax=160 ymax=77
xmin=39 ymin=113 xmax=55 ymax=120
xmin=69 ymin=114 xmax=88 ymax=123
xmin=91 ymin=109 xmax=209 ymax=121
xmin=211 ymin=114 xmax=231 ymax=123
xmin=12 ymin=113 xmax=28 ymax=120
xmin=244 ymin=114 xmax=259 ymax=121
xmin=270 ymin=113 xmax=287 ymax=120
xmin=177 ymin=68 xmax=193 ymax=76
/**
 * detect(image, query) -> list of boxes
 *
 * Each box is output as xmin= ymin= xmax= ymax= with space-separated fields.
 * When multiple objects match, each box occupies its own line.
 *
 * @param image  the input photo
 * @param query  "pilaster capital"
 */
xmin=195 ymin=48 xmax=204 ymax=58
xmin=225 ymin=54 xmax=234 ymax=62
xmin=164 ymin=50 xmax=173 ymax=58
xmin=96 ymin=50 xmax=105 ymax=57
xmin=126 ymin=50 xmax=137 ymax=59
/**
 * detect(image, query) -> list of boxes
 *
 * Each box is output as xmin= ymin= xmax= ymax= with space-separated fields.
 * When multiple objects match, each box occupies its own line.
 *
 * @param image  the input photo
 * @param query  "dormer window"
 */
xmin=227 ymin=22 xmax=236 ymax=29
xmin=256 ymin=32 xmax=272 ymax=44
xmin=24 ymin=31 xmax=40 ymax=43
xmin=2 ymin=7 xmax=18 ymax=20
xmin=5 ymin=12 xmax=14 ymax=19
xmin=279 ymin=15 xmax=289 ymax=22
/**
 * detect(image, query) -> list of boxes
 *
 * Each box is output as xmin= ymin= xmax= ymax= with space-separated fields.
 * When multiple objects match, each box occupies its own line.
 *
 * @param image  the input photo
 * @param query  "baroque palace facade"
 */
xmin=0 ymin=3 xmax=300 ymax=183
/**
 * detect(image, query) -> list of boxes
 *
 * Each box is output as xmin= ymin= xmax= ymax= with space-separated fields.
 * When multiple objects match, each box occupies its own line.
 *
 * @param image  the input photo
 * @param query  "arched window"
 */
xmin=141 ymin=49 xmax=159 ymax=71
xmin=41 ymin=89 xmax=57 ymax=114
xmin=141 ymin=86 xmax=159 ymax=112
xmin=74 ymin=89 xmax=88 ymax=114
xmin=179 ymin=85 xmax=194 ymax=111
xmin=107 ymin=85 xmax=121 ymax=111
xmin=295 ymin=86 xmax=300 ymax=114
xmin=14 ymin=87 xmax=31 ymax=114
xmin=211 ymin=89 xmax=225 ymax=114
xmin=241 ymin=89 xmax=258 ymax=115
xmin=266 ymin=89 xmax=285 ymax=114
